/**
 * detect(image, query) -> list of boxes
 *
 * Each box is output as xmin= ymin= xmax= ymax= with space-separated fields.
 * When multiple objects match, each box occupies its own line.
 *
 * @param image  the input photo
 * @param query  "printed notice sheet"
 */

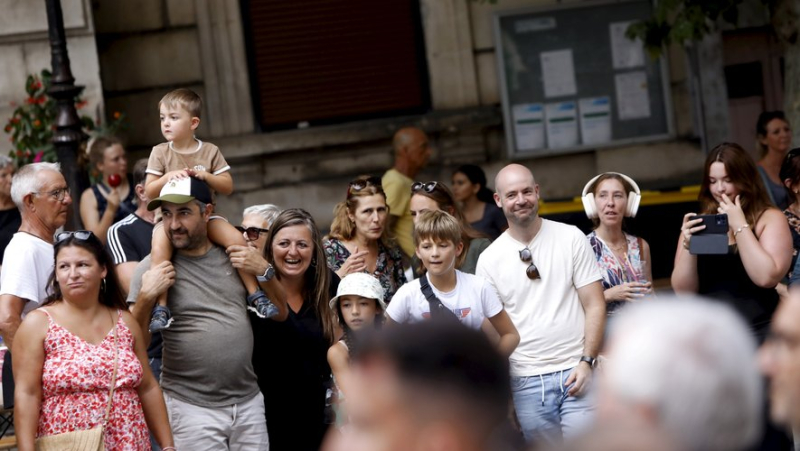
xmin=545 ymin=101 xmax=579 ymax=149
xmin=610 ymin=21 xmax=645 ymax=69
xmin=578 ymin=97 xmax=612 ymax=145
xmin=512 ymin=104 xmax=545 ymax=151
xmin=540 ymin=49 xmax=577 ymax=98
xmin=615 ymin=71 xmax=651 ymax=120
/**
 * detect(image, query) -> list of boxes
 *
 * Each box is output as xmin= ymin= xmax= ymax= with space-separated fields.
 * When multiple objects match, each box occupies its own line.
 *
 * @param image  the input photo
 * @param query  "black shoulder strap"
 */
xmin=419 ymin=274 xmax=460 ymax=322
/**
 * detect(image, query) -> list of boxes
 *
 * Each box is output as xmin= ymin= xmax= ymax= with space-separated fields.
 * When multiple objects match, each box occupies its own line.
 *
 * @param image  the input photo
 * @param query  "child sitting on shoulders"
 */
xmin=144 ymin=88 xmax=278 ymax=332
xmin=386 ymin=210 xmax=519 ymax=358
xmin=327 ymin=272 xmax=385 ymax=425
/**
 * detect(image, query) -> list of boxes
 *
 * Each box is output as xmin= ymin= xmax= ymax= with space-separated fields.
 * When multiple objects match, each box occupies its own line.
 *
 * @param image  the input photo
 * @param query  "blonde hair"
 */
xmin=159 ymin=88 xmax=202 ymax=118
xmin=328 ymin=177 xmax=392 ymax=247
xmin=413 ymin=210 xmax=463 ymax=246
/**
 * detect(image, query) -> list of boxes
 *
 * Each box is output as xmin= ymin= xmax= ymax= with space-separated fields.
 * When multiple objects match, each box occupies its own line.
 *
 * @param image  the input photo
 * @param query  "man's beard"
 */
xmin=505 ymin=203 xmax=539 ymax=227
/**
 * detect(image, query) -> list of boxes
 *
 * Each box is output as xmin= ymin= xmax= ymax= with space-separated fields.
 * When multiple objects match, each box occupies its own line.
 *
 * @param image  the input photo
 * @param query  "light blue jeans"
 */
xmin=511 ymin=366 xmax=594 ymax=445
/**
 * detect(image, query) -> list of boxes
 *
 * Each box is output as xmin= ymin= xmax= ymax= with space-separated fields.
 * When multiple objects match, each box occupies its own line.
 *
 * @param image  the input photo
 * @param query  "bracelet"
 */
xmin=682 ymin=238 xmax=690 ymax=250
xmin=734 ymin=224 xmax=750 ymax=238
xmin=162 ymin=447 xmax=176 ymax=451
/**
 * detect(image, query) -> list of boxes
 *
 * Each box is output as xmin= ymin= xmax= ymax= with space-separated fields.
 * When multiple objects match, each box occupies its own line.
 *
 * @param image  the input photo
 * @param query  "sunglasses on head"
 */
xmin=348 ymin=176 xmax=382 ymax=195
xmin=519 ymin=247 xmax=541 ymax=280
xmin=55 ymin=230 xmax=95 ymax=244
xmin=786 ymin=148 xmax=800 ymax=161
xmin=235 ymin=226 xmax=269 ymax=241
xmin=411 ymin=181 xmax=438 ymax=193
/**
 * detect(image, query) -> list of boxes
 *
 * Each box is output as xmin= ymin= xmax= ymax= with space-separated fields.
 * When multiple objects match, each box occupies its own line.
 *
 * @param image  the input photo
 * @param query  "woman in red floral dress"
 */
xmin=13 ymin=231 xmax=174 ymax=451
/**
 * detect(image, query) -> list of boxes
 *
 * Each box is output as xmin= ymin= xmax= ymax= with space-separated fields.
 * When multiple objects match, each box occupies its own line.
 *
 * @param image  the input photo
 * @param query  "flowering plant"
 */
xmin=3 ymin=70 xmax=126 ymax=168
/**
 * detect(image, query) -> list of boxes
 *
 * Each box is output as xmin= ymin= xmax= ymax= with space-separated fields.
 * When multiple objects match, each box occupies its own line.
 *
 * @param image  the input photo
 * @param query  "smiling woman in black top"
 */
xmin=251 ymin=208 xmax=338 ymax=451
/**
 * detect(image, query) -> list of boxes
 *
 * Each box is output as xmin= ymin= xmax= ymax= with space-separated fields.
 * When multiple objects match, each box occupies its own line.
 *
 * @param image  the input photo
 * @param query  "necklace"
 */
xmin=607 ymin=241 xmax=627 ymax=253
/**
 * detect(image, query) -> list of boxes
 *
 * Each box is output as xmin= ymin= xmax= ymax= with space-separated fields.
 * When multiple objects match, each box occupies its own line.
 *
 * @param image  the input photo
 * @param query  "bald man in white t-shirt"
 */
xmin=476 ymin=164 xmax=605 ymax=446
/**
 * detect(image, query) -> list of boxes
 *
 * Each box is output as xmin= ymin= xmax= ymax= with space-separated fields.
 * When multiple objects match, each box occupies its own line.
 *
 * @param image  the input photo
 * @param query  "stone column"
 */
xmin=195 ymin=0 xmax=255 ymax=137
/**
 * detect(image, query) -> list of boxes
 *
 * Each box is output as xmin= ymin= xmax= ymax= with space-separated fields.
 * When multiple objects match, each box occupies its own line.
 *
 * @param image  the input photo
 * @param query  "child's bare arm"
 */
xmin=145 ymin=170 xmax=190 ymax=200
xmin=191 ymin=170 xmax=233 ymax=195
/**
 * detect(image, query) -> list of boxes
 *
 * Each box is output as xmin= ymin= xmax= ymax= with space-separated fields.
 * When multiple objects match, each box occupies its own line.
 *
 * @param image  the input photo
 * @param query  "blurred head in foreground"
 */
xmin=324 ymin=321 xmax=510 ymax=451
xmin=760 ymin=289 xmax=800 ymax=431
xmin=598 ymin=296 xmax=762 ymax=451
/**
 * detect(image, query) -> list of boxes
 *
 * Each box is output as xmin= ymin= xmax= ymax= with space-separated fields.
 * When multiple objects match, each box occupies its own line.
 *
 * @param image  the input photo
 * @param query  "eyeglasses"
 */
xmin=55 ymin=230 xmax=94 ymax=244
xmin=411 ymin=181 xmax=438 ymax=193
xmin=235 ymin=226 xmax=269 ymax=241
xmin=34 ymin=186 xmax=70 ymax=202
xmin=518 ymin=247 xmax=541 ymax=280
xmin=348 ymin=176 xmax=382 ymax=195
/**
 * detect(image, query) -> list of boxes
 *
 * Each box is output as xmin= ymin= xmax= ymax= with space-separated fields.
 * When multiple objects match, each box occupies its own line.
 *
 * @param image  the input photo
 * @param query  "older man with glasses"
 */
xmin=0 ymin=162 xmax=73 ymax=350
xmin=476 ymin=164 xmax=605 ymax=447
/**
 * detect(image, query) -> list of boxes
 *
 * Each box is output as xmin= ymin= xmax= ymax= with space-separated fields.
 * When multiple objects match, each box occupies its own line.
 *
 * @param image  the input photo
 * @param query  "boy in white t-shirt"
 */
xmin=386 ymin=210 xmax=519 ymax=357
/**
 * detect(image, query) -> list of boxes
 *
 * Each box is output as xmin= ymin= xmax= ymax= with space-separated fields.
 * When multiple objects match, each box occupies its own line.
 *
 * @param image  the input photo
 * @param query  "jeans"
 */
xmin=148 ymin=357 xmax=162 ymax=451
xmin=511 ymin=366 xmax=594 ymax=445
xmin=164 ymin=391 xmax=269 ymax=450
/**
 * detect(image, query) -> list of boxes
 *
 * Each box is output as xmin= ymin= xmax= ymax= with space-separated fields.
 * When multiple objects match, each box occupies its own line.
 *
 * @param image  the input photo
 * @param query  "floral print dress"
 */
xmin=784 ymin=209 xmax=800 ymax=280
xmin=586 ymin=231 xmax=643 ymax=316
xmin=323 ymin=238 xmax=407 ymax=303
xmin=38 ymin=309 xmax=150 ymax=450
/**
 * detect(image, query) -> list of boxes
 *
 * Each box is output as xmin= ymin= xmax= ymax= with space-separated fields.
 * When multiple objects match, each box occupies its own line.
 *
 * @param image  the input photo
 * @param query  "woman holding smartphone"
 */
xmin=671 ymin=142 xmax=792 ymax=341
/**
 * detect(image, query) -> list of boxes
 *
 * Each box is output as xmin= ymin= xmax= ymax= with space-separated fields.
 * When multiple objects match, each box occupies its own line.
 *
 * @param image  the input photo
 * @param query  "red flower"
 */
xmin=33 ymin=120 xmax=41 ymax=128
xmin=25 ymin=97 xmax=35 ymax=105
xmin=35 ymin=96 xmax=46 ymax=105
xmin=10 ymin=118 xmax=19 ymax=125
xmin=76 ymin=100 xmax=88 ymax=110
xmin=113 ymin=111 xmax=121 ymax=119
xmin=3 ymin=125 xmax=10 ymax=133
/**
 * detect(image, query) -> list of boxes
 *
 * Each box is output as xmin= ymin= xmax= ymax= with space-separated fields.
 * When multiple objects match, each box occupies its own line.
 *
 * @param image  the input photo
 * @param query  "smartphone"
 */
xmin=689 ymin=214 xmax=729 ymax=255
xmin=695 ymin=214 xmax=728 ymax=235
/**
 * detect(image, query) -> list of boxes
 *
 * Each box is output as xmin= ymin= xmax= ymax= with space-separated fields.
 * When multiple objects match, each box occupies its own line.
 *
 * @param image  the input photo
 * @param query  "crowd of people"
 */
xmin=0 ymin=90 xmax=798 ymax=451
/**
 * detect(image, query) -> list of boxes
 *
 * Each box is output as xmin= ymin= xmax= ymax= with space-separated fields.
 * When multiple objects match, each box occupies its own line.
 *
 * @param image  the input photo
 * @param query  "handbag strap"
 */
xmin=419 ymin=274 xmax=459 ymax=322
xmin=101 ymin=309 xmax=119 ymax=428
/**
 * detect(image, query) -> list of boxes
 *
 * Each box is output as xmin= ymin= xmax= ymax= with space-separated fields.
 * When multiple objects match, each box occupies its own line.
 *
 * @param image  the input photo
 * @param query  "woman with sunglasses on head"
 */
xmin=13 ymin=231 xmax=174 ymax=451
xmin=582 ymin=173 xmax=652 ymax=315
xmin=451 ymin=164 xmax=507 ymax=241
xmin=324 ymin=176 xmax=406 ymax=303
xmin=672 ymin=143 xmax=792 ymax=342
xmin=756 ymin=111 xmax=792 ymax=209
xmin=252 ymin=209 xmax=338 ymax=451
xmin=409 ymin=181 xmax=491 ymax=275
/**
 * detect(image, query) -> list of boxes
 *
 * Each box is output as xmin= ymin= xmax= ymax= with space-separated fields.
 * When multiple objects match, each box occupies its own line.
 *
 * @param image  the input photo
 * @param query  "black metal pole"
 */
xmin=44 ymin=0 xmax=85 ymax=231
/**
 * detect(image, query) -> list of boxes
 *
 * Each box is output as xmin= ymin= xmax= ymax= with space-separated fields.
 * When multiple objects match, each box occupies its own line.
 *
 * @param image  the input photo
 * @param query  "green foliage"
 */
xmin=626 ymin=0 xmax=748 ymax=58
xmin=3 ymin=69 xmax=127 ymax=168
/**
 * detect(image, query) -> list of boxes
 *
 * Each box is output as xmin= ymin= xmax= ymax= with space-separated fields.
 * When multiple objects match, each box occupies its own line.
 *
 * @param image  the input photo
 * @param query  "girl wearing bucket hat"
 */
xmin=327 ymin=273 xmax=386 ymax=424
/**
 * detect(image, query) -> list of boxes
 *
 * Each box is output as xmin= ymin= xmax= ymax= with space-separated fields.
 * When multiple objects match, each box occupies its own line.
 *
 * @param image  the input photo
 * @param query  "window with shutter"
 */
xmin=241 ymin=0 xmax=430 ymax=130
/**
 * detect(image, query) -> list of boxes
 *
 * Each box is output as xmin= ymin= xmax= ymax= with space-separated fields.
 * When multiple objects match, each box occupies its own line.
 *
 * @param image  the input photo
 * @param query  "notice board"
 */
xmin=494 ymin=0 xmax=674 ymax=158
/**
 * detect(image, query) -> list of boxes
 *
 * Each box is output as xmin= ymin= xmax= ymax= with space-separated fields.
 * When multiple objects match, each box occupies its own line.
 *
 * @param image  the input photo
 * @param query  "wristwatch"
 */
xmin=579 ymin=355 xmax=596 ymax=369
xmin=257 ymin=263 xmax=275 ymax=283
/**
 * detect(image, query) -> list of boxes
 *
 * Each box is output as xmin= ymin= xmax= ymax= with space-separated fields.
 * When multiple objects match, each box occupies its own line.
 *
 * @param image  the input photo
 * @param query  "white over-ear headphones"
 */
xmin=581 ymin=172 xmax=641 ymax=219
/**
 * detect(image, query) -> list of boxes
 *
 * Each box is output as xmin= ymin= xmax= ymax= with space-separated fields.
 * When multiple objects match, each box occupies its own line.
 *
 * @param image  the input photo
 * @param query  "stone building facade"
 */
xmin=2 ymin=0 xmax=771 ymax=229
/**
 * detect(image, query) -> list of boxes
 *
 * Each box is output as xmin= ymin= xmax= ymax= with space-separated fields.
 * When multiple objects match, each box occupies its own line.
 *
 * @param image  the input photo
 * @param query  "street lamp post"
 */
xmin=44 ymin=0 xmax=85 ymax=231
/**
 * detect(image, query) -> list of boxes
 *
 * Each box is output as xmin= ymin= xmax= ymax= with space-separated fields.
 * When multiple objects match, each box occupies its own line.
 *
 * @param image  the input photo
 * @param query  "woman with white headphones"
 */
xmin=582 ymin=172 xmax=652 ymax=315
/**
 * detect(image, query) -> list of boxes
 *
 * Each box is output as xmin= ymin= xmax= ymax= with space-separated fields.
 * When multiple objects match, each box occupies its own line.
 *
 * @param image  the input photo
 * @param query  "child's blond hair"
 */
xmin=413 ymin=210 xmax=463 ymax=247
xmin=159 ymin=88 xmax=202 ymax=118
